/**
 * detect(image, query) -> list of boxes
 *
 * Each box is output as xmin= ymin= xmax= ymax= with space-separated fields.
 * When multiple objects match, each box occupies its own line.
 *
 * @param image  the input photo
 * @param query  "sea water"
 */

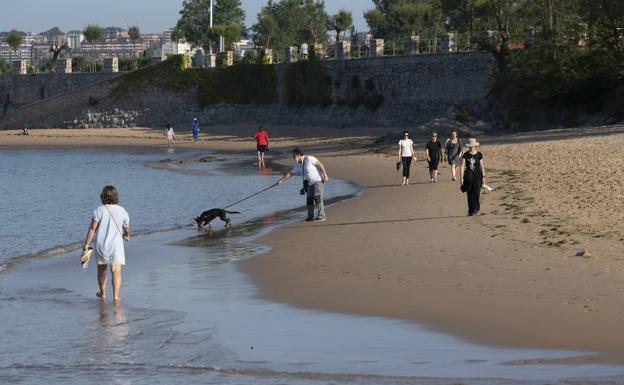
xmin=1 ymin=146 xmax=623 ymax=385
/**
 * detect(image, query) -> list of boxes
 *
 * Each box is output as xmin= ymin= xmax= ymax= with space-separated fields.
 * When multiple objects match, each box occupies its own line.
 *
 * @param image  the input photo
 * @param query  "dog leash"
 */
xmin=223 ymin=183 xmax=278 ymax=210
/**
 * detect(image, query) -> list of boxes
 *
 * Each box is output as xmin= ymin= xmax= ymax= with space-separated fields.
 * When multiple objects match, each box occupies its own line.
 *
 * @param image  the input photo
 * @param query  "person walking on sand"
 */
xmin=445 ymin=130 xmax=463 ymax=181
xmin=277 ymin=148 xmax=329 ymax=222
xmin=191 ymin=118 xmax=200 ymax=143
xmin=425 ymin=131 xmax=443 ymax=183
xmin=397 ymin=130 xmax=416 ymax=186
xmin=165 ymin=124 xmax=175 ymax=147
xmin=460 ymin=138 xmax=486 ymax=216
xmin=82 ymin=186 xmax=130 ymax=303
xmin=253 ymin=126 xmax=270 ymax=168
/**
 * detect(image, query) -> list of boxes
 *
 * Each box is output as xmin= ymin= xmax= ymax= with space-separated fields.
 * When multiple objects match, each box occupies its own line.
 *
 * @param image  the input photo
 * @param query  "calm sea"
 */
xmin=1 ymin=146 xmax=623 ymax=385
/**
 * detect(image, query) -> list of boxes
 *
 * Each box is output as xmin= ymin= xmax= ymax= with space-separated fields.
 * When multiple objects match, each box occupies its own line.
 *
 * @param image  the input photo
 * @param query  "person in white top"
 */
xmin=83 ymin=185 xmax=130 ymax=303
xmin=397 ymin=130 xmax=416 ymax=186
xmin=165 ymin=124 xmax=175 ymax=147
xmin=277 ymin=147 xmax=330 ymax=222
xmin=300 ymin=42 xmax=309 ymax=59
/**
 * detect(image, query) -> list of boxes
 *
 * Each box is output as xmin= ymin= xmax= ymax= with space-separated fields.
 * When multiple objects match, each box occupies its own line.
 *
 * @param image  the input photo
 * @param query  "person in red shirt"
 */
xmin=253 ymin=126 xmax=270 ymax=168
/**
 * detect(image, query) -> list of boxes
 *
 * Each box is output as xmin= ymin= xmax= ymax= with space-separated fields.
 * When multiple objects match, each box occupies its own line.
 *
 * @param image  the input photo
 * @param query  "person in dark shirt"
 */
xmin=460 ymin=138 xmax=486 ymax=216
xmin=425 ymin=132 xmax=442 ymax=183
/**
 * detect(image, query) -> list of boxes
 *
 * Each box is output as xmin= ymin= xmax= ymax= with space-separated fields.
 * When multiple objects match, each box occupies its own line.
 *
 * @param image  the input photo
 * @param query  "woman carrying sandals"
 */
xmin=83 ymin=185 xmax=130 ymax=303
xmin=460 ymin=138 xmax=486 ymax=216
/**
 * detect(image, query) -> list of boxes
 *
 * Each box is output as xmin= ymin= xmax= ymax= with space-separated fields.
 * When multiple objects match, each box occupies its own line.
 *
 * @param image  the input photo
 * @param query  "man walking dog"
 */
xmin=277 ymin=148 xmax=329 ymax=222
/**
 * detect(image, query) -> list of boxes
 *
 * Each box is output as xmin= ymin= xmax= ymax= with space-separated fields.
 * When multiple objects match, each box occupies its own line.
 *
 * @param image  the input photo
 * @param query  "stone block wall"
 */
xmin=1 ymin=52 xmax=496 ymax=130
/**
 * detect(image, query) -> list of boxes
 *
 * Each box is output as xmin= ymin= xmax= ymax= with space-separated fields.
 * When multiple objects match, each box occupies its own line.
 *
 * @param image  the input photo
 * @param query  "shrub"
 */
xmin=284 ymin=59 xmax=332 ymax=107
xmin=197 ymin=64 xmax=278 ymax=106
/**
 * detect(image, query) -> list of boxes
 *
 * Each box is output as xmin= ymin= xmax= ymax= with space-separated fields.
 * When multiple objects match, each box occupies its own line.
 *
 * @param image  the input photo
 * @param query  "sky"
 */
xmin=0 ymin=0 xmax=373 ymax=34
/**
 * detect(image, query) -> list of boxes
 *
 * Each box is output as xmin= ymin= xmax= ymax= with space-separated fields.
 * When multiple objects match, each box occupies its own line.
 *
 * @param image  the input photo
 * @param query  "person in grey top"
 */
xmin=445 ymin=130 xmax=463 ymax=181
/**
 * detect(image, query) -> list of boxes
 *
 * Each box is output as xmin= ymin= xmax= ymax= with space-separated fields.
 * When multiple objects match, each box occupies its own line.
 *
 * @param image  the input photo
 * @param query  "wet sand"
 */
xmin=3 ymin=125 xmax=624 ymax=361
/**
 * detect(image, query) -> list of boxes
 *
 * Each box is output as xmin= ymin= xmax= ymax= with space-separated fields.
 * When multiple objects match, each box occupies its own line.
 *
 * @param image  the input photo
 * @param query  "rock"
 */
xmin=574 ymin=250 xmax=599 ymax=260
xmin=199 ymin=156 xmax=217 ymax=163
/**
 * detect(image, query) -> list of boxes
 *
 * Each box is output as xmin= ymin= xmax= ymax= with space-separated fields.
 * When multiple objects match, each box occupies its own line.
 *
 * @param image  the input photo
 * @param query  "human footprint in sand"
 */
xmin=83 ymin=186 xmax=131 ymax=303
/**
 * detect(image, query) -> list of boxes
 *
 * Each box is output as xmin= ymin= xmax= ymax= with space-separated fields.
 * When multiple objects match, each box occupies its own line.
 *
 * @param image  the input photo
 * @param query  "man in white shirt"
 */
xmin=277 ymin=147 xmax=330 ymax=221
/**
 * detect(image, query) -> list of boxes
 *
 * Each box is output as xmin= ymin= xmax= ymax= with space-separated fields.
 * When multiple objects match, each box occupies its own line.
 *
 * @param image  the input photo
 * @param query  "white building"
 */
xmin=233 ymin=39 xmax=254 ymax=56
xmin=66 ymin=31 xmax=84 ymax=51
xmin=0 ymin=42 xmax=32 ymax=64
xmin=161 ymin=41 xmax=200 ymax=60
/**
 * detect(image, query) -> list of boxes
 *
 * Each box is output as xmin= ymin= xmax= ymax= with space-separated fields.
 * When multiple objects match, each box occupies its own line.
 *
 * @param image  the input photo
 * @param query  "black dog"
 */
xmin=194 ymin=209 xmax=240 ymax=230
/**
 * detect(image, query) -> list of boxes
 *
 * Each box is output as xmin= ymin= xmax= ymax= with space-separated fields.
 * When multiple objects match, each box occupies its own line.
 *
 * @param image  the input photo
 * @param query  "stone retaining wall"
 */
xmin=1 ymin=52 xmax=497 ymax=130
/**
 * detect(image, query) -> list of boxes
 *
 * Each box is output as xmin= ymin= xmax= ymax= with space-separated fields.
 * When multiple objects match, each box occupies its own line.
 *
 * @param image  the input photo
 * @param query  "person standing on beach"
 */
xmin=165 ymin=124 xmax=175 ymax=147
xmin=83 ymin=186 xmax=131 ymax=303
xmin=397 ymin=130 xmax=415 ymax=186
xmin=460 ymin=138 xmax=486 ymax=216
xmin=277 ymin=148 xmax=329 ymax=222
xmin=191 ymin=118 xmax=200 ymax=143
xmin=425 ymin=132 xmax=442 ymax=183
xmin=445 ymin=130 xmax=463 ymax=181
xmin=253 ymin=126 xmax=269 ymax=168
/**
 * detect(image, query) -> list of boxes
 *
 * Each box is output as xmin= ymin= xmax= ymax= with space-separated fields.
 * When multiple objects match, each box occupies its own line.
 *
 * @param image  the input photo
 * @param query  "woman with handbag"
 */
xmin=460 ymin=138 xmax=486 ymax=216
xmin=83 ymin=185 xmax=130 ymax=303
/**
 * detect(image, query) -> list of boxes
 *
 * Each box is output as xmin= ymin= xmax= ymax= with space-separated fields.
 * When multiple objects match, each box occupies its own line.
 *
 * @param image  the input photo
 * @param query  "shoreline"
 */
xmin=3 ymin=126 xmax=624 ymax=362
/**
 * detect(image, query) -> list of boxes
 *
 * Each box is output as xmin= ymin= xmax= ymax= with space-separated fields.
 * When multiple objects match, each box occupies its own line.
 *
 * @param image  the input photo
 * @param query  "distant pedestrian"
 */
xmin=444 ymin=130 xmax=463 ymax=181
xmin=191 ymin=118 xmax=199 ymax=143
xmin=300 ymin=42 xmax=309 ymax=59
xmin=165 ymin=124 xmax=175 ymax=147
xmin=460 ymin=138 xmax=486 ymax=216
xmin=277 ymin=148 xmax=329 ymax=222
xmin=425 ymin=131 xmax=442 ymax=183
xmin=82 ymin=185 xmax=131 ymax=303
xmin=253 ymin=126 xmax=270 ymax=168
xmin=397 ymin=130 xmax=415 ymax=186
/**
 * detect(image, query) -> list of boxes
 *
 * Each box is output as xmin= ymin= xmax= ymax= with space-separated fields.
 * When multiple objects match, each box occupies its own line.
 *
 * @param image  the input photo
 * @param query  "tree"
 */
xmin=328 ymin=9 xmax=353 ymax=41
xmin=580 ymin=0 xmax=624 ymax=57
xmin=128 ymin=25 xmax=141 ymax=69
xmin=253 ymin=14 xmax=279 ymax=48
xmin=176 ymin=0 xmax=245 ymax=54
xmin=302 ymin=0 xmax=330 ymax=44
xmin=0 ymin=59 xmax=11 ymax=74
xmin=252 ymin=0 xmax=329 ymax=52
xmin=5 ymin=30 xmax=23 ymax=64
xmin=364 ymin=0 xmax=444 ymax=41
xmin=83 ymin=24 xmax=103 ymax=72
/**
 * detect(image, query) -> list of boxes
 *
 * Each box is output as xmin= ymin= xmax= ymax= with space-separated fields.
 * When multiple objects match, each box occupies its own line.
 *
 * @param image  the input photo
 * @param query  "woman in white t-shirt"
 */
xmin=83 ymin=185 xmax=130 ymax=303
xmin=397 ymin=130 xmax=416 ymax=186
xmin=165 ymin=124 xmax=175 ymax=147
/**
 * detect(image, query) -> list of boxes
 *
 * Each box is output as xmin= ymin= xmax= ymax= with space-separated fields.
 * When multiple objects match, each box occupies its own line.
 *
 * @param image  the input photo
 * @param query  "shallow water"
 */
xmin=1 ymin=146 xmax=623 ymax=385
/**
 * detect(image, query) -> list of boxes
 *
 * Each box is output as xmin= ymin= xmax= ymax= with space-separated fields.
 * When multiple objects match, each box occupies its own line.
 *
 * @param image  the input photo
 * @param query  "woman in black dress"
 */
xmin=460 ymin=138 xmax=486 ymax=216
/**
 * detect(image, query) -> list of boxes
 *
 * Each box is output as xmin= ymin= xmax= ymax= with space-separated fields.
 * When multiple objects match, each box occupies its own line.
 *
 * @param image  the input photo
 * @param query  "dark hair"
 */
xmin=291 ymin=147 xmax=304 ymax=158
xmin=100 ymin=185 xmax=119 ymax=205
xmin=450 ymin=130 xmax=457 ymax=136
xmin=258 ymin=126 xmax=264 ymax=131
xmin=403 ymin=130 xmax=409 ymax=135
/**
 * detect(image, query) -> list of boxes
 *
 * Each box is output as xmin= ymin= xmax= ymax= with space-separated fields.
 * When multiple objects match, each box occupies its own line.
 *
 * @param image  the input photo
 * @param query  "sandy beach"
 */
xmin=3 ymin=125 xmax=624 ymax=361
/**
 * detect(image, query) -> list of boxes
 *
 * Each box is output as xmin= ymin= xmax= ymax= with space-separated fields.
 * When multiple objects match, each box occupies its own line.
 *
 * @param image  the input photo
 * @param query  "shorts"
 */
xmin=257 ymin=144 xmax=268 ymax=153
xmin=428 ymin=157 xmax=440 ymax=171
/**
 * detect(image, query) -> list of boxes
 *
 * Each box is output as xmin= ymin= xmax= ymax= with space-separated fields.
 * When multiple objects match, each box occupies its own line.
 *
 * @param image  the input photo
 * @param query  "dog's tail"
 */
xmin=223 ymin=210 xmax=240 ymax=214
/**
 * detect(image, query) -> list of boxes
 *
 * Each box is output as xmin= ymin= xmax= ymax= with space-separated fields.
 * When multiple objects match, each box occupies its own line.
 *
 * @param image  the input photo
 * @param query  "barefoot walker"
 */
xmin=397 ymin=130 xmax=416 ymax=186
xmin=83 ymin=186 xmax=131 ymax=302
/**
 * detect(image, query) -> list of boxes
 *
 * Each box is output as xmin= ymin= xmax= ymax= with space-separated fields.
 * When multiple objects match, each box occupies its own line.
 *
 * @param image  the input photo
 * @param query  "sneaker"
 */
xmin=430 ymin=178 xmax=435 ymax=183
xmin=314 ymin=217 xmax=326 ymax=222
xmin=433 ymin=178 xmax=438 ymax=183
xmin=305 ymin=218 xmax=314 ymax=222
